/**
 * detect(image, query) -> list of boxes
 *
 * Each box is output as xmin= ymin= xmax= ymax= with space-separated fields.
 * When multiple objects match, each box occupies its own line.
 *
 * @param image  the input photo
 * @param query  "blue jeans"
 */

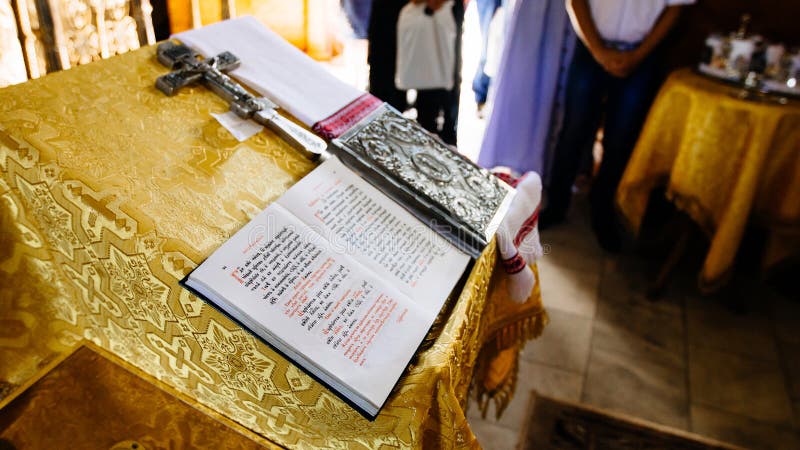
xmin=546 ymin=41 xmax=662 ymax=230
xmin=471 ymin=0 xmax=502 ymax=104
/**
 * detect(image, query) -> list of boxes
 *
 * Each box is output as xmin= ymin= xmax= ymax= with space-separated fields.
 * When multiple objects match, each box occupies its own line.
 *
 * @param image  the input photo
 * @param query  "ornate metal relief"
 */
xmin=335 ymin=106 xmax=511 ymax=239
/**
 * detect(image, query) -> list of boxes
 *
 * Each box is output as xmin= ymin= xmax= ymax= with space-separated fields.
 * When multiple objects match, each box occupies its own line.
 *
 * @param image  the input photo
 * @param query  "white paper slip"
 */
xmin=211 ymin=111 xmax=264 ymax=142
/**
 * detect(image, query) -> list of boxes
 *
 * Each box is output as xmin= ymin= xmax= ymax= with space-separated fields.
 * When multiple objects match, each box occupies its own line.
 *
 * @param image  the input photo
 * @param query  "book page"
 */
xmin=277 ymin=157 xmax=471 ymax=316
xmin=188 ymin=205 xmax=431 ymax=409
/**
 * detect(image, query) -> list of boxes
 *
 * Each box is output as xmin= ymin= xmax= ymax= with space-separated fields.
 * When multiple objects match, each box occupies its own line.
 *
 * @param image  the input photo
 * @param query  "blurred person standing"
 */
xmin=539 ymin=0 xmax=693 ymax=252
xmin=342 ymin=0 xmax=373 ymax=38
xmin=472 ymin=0 xmax=503 ymax=115
xmin=367 ymin=0 xmax=465 ymax=145
xmin=367 ymin=0 xmax=409 ymax=111
xmin=477 ymin=0 xmax=576 ymax=178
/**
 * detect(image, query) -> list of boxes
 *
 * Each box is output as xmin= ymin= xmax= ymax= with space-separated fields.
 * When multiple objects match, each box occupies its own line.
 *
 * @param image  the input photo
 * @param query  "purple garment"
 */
xmin=341 ymin=0 xmax=372 ymax=38
xmin=477 ymin=0 xmax=575 ymax=178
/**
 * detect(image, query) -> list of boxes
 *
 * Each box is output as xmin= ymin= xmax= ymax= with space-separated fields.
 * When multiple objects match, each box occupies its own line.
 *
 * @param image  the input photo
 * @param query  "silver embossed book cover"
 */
xmin=332 ymin=104 xmax=515 ymax=258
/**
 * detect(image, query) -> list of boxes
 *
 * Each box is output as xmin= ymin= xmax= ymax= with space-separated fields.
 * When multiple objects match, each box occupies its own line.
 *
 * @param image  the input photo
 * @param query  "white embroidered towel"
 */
xmin=493 ymin=171 xmax=543 ymax=303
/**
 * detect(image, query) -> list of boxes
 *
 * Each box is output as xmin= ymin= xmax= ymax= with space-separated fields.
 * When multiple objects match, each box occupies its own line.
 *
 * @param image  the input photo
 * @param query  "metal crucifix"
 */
xmin=154 ymin=41 xmax=327 ymax=160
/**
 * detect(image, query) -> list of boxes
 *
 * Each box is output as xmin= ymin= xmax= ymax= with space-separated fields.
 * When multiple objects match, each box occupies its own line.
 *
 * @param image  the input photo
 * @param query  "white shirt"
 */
xmin=586 ymin=0 xmax=695 ymax=44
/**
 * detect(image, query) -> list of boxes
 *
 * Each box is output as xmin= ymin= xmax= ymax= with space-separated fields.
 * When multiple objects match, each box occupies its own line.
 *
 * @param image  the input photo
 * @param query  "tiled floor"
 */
xmin=466 ymin=198 xmax=800 ymax=449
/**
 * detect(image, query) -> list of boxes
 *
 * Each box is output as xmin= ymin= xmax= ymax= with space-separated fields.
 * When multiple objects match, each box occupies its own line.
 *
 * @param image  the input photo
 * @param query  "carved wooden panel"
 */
xmin=0 ymin=0 xmax=28 ymax=87
xmin=0 ymin=0 xmax=155 ymax=86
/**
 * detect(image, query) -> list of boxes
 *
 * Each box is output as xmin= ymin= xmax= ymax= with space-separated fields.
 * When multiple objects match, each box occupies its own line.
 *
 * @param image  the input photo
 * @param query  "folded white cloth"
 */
xmin=175 ymin=16 xmax=362 ymax=126
xmin=492 ymin=171 xmax=543 ymax=303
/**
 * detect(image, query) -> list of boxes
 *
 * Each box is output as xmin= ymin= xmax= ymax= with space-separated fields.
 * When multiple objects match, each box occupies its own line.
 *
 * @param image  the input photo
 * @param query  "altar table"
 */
xmin=0 ymin=46 xmax=545 ymax=448
xmin=617 ymin=69 xmax=800 ymax=290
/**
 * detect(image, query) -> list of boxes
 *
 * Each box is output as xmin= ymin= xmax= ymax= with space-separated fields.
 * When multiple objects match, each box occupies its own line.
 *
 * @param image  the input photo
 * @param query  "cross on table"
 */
xmin=155 ymin=41 xmax=327 ymax=160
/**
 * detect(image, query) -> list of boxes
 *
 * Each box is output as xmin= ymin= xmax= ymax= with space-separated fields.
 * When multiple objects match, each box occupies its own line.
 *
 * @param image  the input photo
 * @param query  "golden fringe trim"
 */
xmin=477 ymin=351 xmax=519 ymax=420
xmin=492 ymin=309 xmax=549 ymax=351
xmin=473 ymin=310 xmax=549 ymax=419
xmin=666 ymin=190 xmax=716 ymax=237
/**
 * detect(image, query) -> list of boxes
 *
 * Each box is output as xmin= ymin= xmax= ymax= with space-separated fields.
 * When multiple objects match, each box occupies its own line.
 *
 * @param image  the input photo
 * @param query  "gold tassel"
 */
xmin=473 ymin=346 xmax=520 ymax=419
xmin=472 ymin=310 xmax=549 ymax=419
xmin=493 ymin=310 xmax=549 ymax=350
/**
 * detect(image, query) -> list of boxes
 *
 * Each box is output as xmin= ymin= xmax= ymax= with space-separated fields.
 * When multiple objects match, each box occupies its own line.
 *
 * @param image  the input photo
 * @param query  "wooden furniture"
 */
xmin=519 ymin=391 xmax=742 ymax=449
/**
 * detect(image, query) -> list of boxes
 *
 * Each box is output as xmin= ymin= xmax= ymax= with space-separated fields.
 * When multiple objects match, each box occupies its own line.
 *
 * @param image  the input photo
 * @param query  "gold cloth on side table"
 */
xmin=0 ymin=46 xmax=545 ymax=448
xmin=617 ymin=69 xmax=800 ymax=290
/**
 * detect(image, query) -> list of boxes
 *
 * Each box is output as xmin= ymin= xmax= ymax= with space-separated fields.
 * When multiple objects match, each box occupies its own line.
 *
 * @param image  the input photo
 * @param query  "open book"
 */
xmin=184 ymin=156 xmax=471 ymax=419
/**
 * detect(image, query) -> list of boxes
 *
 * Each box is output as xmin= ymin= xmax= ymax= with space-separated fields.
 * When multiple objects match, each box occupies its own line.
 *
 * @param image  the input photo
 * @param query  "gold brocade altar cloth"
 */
xmin=617 ymin=69 xmax=800 ymax=290
xmin=0 ymin=46 xmax=546 ymax=448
